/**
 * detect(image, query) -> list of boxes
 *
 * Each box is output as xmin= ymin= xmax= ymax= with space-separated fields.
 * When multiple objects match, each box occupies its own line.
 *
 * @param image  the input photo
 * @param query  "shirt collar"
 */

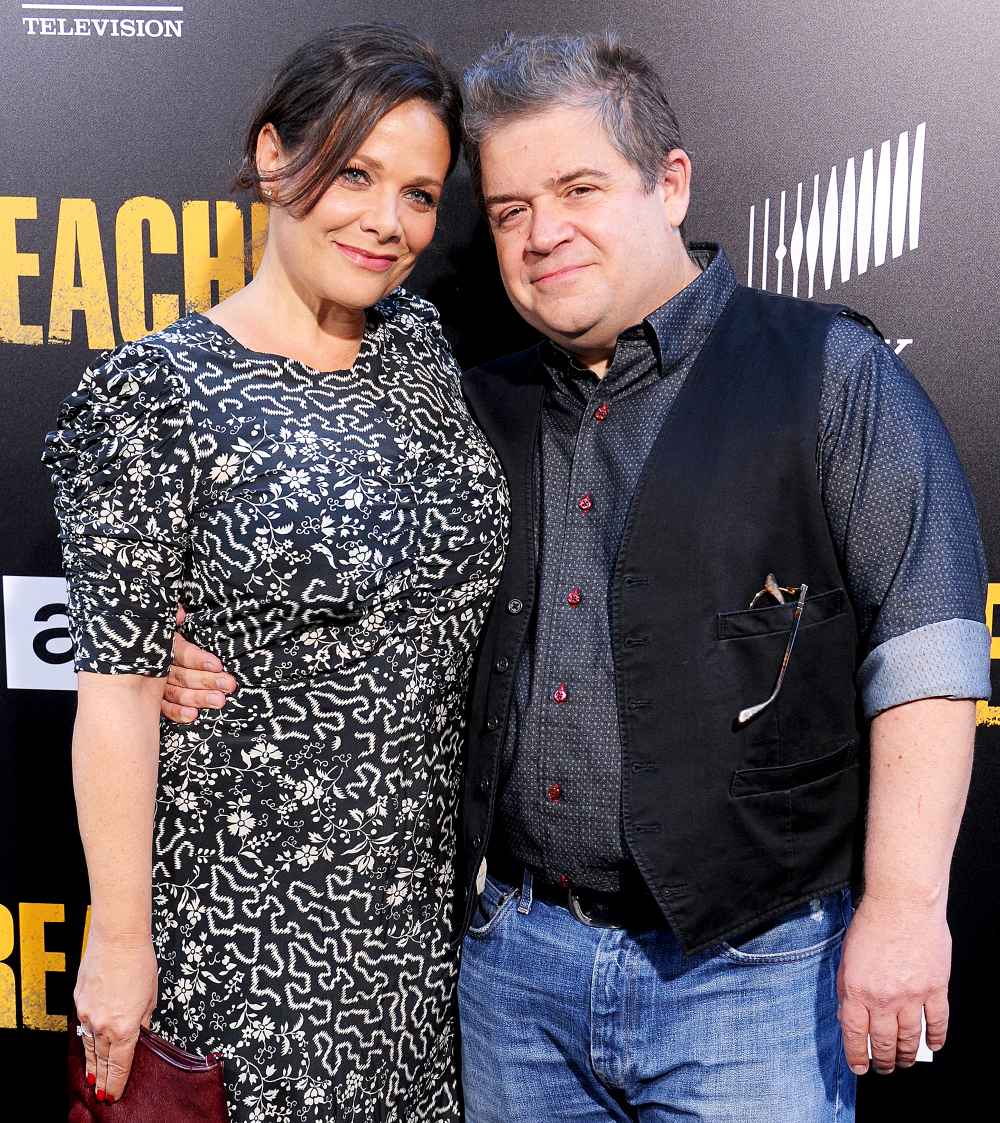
xmin=541 ymin=242 xmax=736 ymax=393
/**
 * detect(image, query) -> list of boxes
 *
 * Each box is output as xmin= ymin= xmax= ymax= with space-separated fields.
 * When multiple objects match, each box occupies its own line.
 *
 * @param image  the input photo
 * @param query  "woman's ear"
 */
xmin=255 ymin=123 xmax=285 ymax=181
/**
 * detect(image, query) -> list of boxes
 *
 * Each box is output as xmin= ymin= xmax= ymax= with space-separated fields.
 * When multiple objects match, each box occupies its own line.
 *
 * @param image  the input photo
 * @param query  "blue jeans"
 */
xmin=459 ymin=871 xmax=856 ymax=1122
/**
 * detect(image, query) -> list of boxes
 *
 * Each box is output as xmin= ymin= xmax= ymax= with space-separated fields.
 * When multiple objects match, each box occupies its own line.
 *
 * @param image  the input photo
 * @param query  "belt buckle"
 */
xmin=567 ymin=886 xmax=621 ymax=929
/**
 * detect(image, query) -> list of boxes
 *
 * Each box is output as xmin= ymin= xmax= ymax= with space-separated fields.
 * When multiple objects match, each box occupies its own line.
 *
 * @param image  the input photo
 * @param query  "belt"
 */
xmin=487 ymin=856 xmax=667 ymax=931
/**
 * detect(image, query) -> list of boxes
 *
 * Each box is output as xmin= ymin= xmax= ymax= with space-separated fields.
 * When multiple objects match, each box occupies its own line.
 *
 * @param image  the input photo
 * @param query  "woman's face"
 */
xmin=262 ymin=99 xmax=451 ymax=312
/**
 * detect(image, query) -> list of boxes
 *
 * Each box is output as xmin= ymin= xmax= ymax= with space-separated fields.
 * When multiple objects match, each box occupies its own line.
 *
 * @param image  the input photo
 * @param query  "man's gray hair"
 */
xmin=462 ymin=32 xmax=684 ymax=203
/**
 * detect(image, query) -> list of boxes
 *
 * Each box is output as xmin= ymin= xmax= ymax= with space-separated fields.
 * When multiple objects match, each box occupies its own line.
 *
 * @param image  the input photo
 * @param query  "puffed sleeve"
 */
xmin=385 ymin=287 xmax=463 ymax=392
xmin=41 ymin=342 xmax=199 ymax=676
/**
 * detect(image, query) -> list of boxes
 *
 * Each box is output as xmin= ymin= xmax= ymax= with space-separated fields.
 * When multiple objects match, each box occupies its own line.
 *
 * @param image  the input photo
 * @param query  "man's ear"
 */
xmin=659 ymin=147 xmax=692 ymax=229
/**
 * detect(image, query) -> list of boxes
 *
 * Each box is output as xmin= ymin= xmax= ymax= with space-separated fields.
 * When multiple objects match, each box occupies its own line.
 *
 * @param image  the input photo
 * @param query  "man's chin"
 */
xmin=524 ymin=307 xmax=603 ymax=346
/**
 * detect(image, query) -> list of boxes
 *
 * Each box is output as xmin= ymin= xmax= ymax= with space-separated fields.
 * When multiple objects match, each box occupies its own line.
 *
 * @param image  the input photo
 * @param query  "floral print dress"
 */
xmin=42 ymin=291 xmax=509 ymax=1123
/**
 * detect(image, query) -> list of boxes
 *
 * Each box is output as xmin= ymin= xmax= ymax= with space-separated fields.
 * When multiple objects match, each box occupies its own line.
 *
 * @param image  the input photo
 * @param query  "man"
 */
xmin=163 ymin=33 xmax=990 ymax=1122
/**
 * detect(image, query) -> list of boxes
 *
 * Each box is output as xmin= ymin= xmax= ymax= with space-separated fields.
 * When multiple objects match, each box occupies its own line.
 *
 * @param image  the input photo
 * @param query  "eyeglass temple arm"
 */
xmin=735 ymin=583 xmax=809 ymax=727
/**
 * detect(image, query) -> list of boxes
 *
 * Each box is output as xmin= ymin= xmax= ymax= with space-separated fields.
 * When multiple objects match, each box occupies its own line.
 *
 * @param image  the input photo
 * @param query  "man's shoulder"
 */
xmin=734 ymin=284 xmax=882 ymax=340
xmin=462 ymin=344 xmax=545 ymax=389
xmin=460 ymin=345 xmax=546 ymax=435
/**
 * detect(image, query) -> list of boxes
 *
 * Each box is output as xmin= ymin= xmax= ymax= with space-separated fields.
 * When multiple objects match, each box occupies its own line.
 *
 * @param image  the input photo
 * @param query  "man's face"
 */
xmin=480 ymin=105 xmax=692 ymax=358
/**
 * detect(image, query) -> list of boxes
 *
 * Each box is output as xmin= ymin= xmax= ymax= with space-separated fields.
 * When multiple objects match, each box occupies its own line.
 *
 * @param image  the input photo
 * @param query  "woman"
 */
xmin=42 ymin=24 xmax=508 ymax=1122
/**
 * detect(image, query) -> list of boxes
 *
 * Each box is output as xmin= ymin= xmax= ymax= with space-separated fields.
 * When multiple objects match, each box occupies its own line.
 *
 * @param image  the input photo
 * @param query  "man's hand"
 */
xmin=839 ymin=696 xmax=974 ymax=1076
xmin=837 ymin=893 xmax=950 ymax=1075
xmin=161 ymin=605 xmax=236 ymax=723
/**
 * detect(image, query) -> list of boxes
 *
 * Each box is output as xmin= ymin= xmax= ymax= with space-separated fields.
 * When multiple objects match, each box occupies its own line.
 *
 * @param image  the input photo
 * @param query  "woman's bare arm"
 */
xmin=75 ymin=671 xmax=164 ymax=935
xmin=73 ymin=671 xmax=164 ymax=1102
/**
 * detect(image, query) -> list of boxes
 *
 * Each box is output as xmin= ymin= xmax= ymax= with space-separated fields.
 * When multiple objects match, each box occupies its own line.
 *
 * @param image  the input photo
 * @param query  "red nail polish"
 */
xmin=86 ymin=1073 xmax=96 ymax=1086
xmin=95 ymin=1089 xmax=105 ymax=1101
xmin=106 ymin=1094 xmax=115 ymax=1104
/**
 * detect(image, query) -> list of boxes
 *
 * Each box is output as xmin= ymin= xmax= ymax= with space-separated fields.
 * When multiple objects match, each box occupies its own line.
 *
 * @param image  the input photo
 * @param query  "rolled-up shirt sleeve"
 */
xmin=818 ymin=317 xmax=991 ymax=719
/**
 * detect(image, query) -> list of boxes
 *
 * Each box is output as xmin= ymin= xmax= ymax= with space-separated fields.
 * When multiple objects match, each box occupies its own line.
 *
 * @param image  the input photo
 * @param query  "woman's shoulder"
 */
xmin=375 ymin=287 xmax=445 ymax=337
xmin=59 ymin=330 xmax=192 ymax=428
xmin=374 ymin=288 xmax=461 ymax=386
xmin=73 ymin=319 xmax=200 ymax=399
xmin=92 ymin=311 xmax=233 ymax=380
xmin=41 ymin=329 xmax=195 ymax=495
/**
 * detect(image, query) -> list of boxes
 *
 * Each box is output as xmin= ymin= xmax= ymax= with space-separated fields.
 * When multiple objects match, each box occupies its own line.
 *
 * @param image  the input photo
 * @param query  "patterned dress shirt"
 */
xmin=490 ymin=242 xmax=991 ymax=894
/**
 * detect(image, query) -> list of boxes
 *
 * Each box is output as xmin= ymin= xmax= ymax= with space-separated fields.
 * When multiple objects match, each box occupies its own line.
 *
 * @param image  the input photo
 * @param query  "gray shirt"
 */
xmin=490 ymin=243 xmax=991 ymax=893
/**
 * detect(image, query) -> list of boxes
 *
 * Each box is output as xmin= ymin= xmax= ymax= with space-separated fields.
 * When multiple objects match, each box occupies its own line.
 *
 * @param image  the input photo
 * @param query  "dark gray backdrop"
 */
xmin=2 ymin=1 xmax=996 ymax=1116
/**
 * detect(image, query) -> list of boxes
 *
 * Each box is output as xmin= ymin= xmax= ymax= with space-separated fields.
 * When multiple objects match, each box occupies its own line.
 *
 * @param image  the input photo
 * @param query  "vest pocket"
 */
xmin=730 ymin=738 xmax=858 ymax=797
xmin=716 ymin=587 xmax=846 ymax=640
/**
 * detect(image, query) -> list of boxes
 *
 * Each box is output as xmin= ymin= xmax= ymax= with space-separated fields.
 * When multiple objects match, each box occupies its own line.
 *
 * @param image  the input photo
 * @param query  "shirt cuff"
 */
xmin=858 ymin=618 xmax=992 ymax=720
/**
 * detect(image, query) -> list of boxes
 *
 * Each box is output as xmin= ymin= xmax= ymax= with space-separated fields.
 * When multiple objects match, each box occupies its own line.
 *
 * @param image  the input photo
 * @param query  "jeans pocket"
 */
xmin=718 ymin=888 xmax=849 ymax=963
xmin=466 ymin=875 xmax=517 ymax=939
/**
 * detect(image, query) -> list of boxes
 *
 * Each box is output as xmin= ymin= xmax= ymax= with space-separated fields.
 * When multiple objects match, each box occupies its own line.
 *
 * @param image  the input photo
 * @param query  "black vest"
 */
xmin=459 ymin=286 xmax=869 ymax=954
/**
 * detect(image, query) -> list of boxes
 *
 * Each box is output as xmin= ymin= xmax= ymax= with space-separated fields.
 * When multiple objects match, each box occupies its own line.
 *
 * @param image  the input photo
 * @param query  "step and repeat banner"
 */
xmin=2 ymin=1 xmax=997 ymax=1115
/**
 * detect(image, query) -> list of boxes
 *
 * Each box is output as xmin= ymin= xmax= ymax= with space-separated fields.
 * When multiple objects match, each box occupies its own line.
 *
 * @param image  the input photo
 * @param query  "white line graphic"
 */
xmin=909 ymin=123 xmax=925 ymax=251
xmin=747 ymin=124 xmax=926 ymax=294
xmin=839 ymin=157 xmax=855 ymax=284
xmin=891 ymin=131 xmax=909 ymax=259
xmin=774 ymin=190 xmax=787 ymax=295
xmin=857 ymin=147 xmax=874 ymax=277
xmin=760 ymin=196 xmax=769 ymax=291
xmin=805 ymin=174 xmax=820 ymax=298
xmin=790 ymin=182 xmax=804 ymax=298
xmin=873 ymin=138 xmax=891 ymax=268
xmin=21 ymin=4 xmax=183 ymax=11
xmin=822 ymin=166 xmax=838 ymax=291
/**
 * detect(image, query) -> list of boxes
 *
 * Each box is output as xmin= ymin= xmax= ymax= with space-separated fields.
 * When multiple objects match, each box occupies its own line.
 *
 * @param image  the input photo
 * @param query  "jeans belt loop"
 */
xmin=518 ymin=868 xmax=534 ymax=915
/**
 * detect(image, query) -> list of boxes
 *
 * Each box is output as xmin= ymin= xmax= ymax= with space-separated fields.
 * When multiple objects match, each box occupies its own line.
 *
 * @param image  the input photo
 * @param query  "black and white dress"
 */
xmin=42 ymin=291 xmax=509 ymax=1123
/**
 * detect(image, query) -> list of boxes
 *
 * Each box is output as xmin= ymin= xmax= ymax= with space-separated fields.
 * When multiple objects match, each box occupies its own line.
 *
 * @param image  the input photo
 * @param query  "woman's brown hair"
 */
xmin=236 ymin=23 xmax=462 ymax=216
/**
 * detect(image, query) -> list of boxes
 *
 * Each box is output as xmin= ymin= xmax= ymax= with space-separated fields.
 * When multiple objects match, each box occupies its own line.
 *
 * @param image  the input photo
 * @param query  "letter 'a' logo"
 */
xmin=747 ymin=124 xmax=926 ymax=296
xmin=3 ymin=575 xmax=76 ymax=691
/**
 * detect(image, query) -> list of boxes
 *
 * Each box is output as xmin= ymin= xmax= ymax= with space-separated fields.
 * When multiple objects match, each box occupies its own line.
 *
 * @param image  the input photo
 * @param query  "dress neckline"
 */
xmin=186 ymin=308 xmax=383 ymax=378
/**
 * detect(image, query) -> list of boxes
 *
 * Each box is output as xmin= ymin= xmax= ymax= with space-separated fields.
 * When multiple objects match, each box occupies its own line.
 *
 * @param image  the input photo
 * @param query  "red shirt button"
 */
xmin=566 ymin=587 xmax=582 ymax=607
xmin=547 ymin=783 xmax=562 ymax=802
xmin=558 ymin=874 xmax=571 ymax=889
xmin=552 ymin=682 xmax=568 ymax=704
xmin=593 ymin=402 xmax=609 ymax=423
xmin=578 ymin=493 xmax=593 ymax=512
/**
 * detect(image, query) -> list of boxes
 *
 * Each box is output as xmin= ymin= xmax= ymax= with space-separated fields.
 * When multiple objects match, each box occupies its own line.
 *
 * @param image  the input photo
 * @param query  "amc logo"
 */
xmin=2 ymin=576 xmax=75 ymax=691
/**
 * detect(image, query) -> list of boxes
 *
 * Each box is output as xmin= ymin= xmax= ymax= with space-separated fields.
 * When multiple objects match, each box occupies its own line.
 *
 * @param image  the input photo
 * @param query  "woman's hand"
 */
xmin=74 ymin=932 xmax=158 ymax=1104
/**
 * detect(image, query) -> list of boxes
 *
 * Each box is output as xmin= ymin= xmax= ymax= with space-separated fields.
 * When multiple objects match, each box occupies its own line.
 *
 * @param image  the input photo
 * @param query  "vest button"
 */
xmin=494 ymin=656 xmax=511 ymax=673
xmin=547 ymin=783 xmax=562 ymax=802
xmin=552 ymin=683 xmax=568 ymax=704
xmin=577 ymin=493 xmax=593 ymax=513
xmin=478 ymin=776 xmax=492 ymax=795
xmin=485 ymin=715 xmax=499 ymax=732
xmin=506 ymin=597 xmax=524 ymax=615
xmin=593 ymin=402 xmax=609 ymax=423
xmin=566 ymin=587 xmax=582 ymax=607
xmin=558 ymin=874 xmax=571 ymax=889
xmin=472 ymin=834 xmax=483 ymax=849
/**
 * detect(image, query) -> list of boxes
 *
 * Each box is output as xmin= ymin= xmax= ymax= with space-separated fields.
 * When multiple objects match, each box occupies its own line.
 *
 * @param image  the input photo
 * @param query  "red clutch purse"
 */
xmin=68 ymin=1013 xmax=229 ymax=1122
